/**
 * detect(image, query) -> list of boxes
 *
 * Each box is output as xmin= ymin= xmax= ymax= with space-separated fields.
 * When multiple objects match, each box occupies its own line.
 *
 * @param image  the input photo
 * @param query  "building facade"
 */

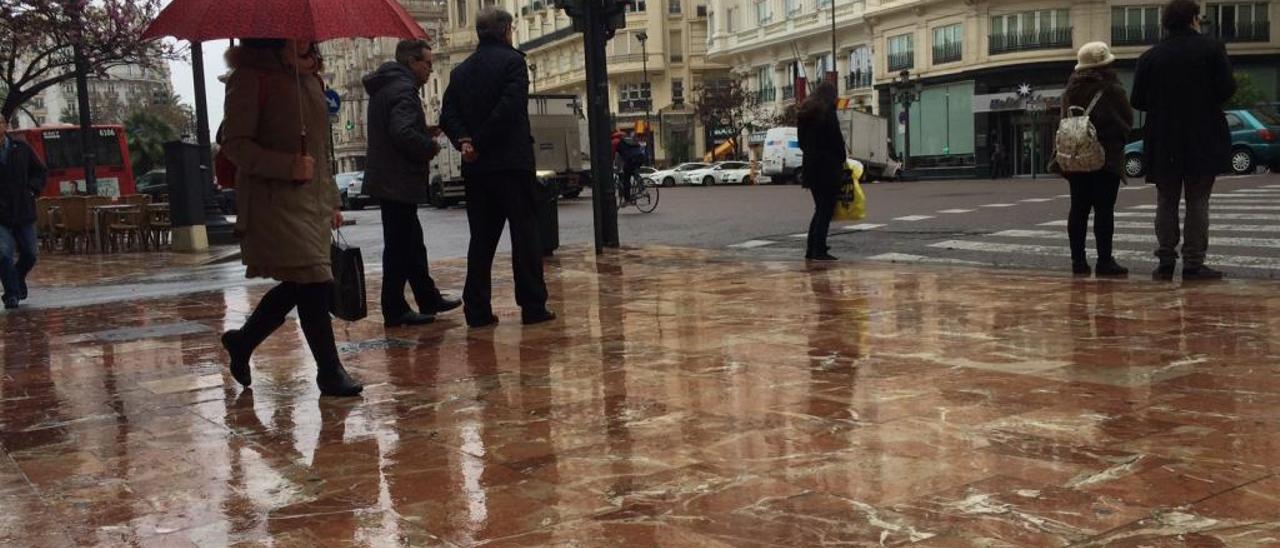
xmin=17 ymin=64 xmax=176 ymax=129
xmin=320 ymin=0 xmax=448 ymax=174
xmin=438 ymin=0 xmax=724 ymax=165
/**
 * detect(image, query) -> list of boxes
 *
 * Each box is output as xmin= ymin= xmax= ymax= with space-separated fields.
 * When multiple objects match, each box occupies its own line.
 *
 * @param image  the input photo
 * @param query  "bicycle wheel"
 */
xmin=634 ymin=176 xmax=659 ymax=213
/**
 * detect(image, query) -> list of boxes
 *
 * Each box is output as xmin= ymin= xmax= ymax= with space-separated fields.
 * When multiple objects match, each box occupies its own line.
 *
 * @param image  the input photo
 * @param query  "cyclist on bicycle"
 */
xmin=612 ymin=131 xmax=647 ymax=204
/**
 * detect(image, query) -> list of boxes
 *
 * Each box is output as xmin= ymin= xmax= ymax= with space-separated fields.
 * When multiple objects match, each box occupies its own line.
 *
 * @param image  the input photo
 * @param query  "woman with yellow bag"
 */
xmin=798 ymin=81 xmax=848 ymax=261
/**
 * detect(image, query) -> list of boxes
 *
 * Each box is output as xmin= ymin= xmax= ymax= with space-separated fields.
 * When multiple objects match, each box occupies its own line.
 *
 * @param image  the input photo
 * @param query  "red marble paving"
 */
xmin=1 ymin=245 xmax=1278 ymax=546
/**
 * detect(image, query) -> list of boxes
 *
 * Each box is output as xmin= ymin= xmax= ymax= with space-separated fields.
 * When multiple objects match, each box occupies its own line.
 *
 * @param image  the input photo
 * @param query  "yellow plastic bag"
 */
xmin=834 ymin=160 xmax=866 ymax=221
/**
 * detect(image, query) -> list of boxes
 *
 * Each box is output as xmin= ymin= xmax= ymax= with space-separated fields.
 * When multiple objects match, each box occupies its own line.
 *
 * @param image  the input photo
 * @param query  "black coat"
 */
xmin=797 ymin=101 xmax=848 ymax=192
xmin=1130 ymin=29 xmax=1236 ymax=183
xmin=440 ymin=39 xmax=535 ymax=176
xmin=0 ymin=137 xmax=47 ymax=226
xmin=363 ymin=62 xmax=438 ymax=205
xmin=1060 ymin=69 xmax=1133 ymax=178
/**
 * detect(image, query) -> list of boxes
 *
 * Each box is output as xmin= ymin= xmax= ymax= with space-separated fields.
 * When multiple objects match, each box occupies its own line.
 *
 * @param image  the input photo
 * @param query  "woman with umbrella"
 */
xmin=218 ymin=38 xmax=362 ymax=398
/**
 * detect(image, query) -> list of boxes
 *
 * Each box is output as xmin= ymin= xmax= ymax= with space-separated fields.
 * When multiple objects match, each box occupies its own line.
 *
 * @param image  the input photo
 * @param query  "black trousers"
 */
xmin=239 ymin=281 xmax=341 ymax=371
xmin=379 ymin=199 xmax=444 ymax=317
xmin=463 ymin=171 xmax=548 ymax=321
xmin=1066 ymin=172 xmax=1121 ymax=262
xmin=807 ymin=185 xmax=838 ymax=257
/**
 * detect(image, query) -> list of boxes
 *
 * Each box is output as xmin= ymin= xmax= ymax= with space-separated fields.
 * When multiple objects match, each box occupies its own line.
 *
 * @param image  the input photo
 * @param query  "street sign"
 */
xmin=324 ymin=90 xmax=341 ymax=116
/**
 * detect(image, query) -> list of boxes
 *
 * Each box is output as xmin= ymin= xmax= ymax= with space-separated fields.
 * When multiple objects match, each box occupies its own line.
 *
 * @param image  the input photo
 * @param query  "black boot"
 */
xmin=224 ymin=284 xmax=294 ymax=388
xmin=1072 ymin=259 xmax=1091 ymax=276
xmin=1095 ymin=258 xmax=1129 ymax=277
xmin=221 ymin=330 xmax=254 ymax=387
xmin=1152 ymin=263 xmax=1176 ymax=281
xmin=297 ymin=282 xmax=363 ymax=398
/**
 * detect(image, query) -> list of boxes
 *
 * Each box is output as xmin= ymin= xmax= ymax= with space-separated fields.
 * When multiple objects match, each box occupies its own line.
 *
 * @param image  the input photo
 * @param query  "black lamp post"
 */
xmin=528 ymin=62 xmax=537 ymax=92
xmin=892 ymin=69 xmax=921 ymax=174
xmin=635 ymin=31 xmax=653 ymax=163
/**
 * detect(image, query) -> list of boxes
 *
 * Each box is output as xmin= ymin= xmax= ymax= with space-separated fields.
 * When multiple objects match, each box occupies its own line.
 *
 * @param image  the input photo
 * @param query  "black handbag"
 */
xmin=330 ymin=230 xmax=367 ymax=321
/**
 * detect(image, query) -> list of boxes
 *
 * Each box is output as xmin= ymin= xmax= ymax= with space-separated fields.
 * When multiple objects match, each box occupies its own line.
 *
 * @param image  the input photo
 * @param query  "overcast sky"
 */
xmin=168 ymin=39 xmax=229 ymax=131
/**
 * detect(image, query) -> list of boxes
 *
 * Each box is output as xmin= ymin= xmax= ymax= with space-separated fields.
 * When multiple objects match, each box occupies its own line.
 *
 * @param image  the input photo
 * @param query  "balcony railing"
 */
xmin=989 ymin=27 xmax=1073 ymax=54
xmin=609 ymin=53 xmax=645 ymax=63
xmin=887 ymin=51 xmax=914 ymax=71
xmin=670 ymin=53 xmax=684 ymax=63
xmin=1111 ymin=25 xmax=1163 ymax=46
xmin=782 ymin=85 xmax=795 ymax=100
xmin=756 ymin=87 xmax=777 ymax=103
xmin=844 ymin=71 xmax=872 ymax=90
xmin=932 ymin=42 xmax=961 ymax=64
xmin=618 ymin=98 xmax=652 ymax=113
xmin=520 ymin=26 xmax=575 ymax=51
xmin=1213 ymin=21 xmax=1271 ymax=43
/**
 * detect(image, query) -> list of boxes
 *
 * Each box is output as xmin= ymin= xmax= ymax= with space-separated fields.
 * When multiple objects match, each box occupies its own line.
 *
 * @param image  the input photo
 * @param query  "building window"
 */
xmin=670 ymin=30 xmax=684 ymax=62
xmin=814 ymin=53 xmax=834 ymax=79
xmin=672 ymin=79 xmax=685 ymax=107
xmin=628 ymin=0 xmax=647 ymax=12
xmin=727 ymin=6 xmax=739 ymax=31
xmin=818 ymin=0 xmax=830 ymax=7
xmin=1112 ymin=6 xmax=1163 ymax=46
xmin=669 ymin=0 xmax=682 ymax=14
xmin=846 ymin=45 xmax=872 ymax=89
xmin=932 ymin=23 xmax=962 ymax=64
xmin=756 ymin=0 xmax=771 ymax=24
xmin=618 ymin=82 xmax=652 ymax=113
xmin=786 ymin=0 xmax=800 ymax=15
xmin=755 ymin=66 xmax=776 ymax=102
xmin=782 ymin=60 xmax=801 ymax=99
xmin=1208 ymin=3 xmax=1271 ymax=42
xmin=989 ymin=9 xmax=1072 ymax=54
xmin=456 ymin=0 xmax=468 ymax=26
xmin=887 ymin=33 xmax=914 ymax=71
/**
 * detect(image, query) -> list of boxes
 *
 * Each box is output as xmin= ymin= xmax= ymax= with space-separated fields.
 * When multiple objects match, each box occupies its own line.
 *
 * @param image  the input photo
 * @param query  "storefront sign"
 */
xmin=972 ymin=89 xmax=1065 ymax=113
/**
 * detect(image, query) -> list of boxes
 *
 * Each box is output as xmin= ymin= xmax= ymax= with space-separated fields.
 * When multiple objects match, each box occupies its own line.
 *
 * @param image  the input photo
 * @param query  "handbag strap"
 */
xmin=333 ymin=228 xmax=349 ymax=246
xmin=1082 ymin=90 xmax=1104 ymax=117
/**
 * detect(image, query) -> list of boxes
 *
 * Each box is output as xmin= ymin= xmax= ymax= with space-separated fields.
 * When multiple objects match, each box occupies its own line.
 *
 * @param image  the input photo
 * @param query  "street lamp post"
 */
xmin=528 ymin=63 xmax=537 ymax=92
xmin=635 ymin=32 xmax=653 ymax=163
xmin=893 ymin=69 xmax=921 ymax=175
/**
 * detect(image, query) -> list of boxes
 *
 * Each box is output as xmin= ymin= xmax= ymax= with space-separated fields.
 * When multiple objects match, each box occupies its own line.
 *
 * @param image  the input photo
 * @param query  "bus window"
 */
xmin=40 ymin=129 xmax=124 ymax=170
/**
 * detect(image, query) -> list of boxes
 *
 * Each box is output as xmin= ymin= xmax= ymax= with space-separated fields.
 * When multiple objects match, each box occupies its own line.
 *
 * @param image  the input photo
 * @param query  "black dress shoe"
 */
xmin=2 ymin=297 xmax=18 ymax=310
xmin=521 ymin=309 xmax=557 ymax=325
xmin=1072 ymin=261 xmax=1092 ymax=276
xmin=467 ymin=314 xmax=500 ymax=328
xmin=317 ymin=365 xmax=364 ymax=397
xmin=385 ymin=311 xmax=436 ymax=327
xmin=424 ymin=297 xmax=462 ymax=314
xmin=1183 ymin=265 xmax=1225 ymax=280
xmin=809 ymin=253 xmax=838 ymax=261
xmin=1095 ymin=259 xmax=1129 ymax=277
xmin=1152 ymin=263 xmax=1176 ymax=281
xmin=221 ymin=330 xmax=252 ymax=387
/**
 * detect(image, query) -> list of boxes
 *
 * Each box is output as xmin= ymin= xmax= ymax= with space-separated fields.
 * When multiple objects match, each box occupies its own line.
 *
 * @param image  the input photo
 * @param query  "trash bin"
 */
xmin=535 ymin=175 xmax=560 ymax=256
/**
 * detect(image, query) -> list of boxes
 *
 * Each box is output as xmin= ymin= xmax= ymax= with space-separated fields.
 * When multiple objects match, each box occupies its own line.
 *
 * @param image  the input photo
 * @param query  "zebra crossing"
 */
xmin=867 ymin=182 xmax=1280 ymax=278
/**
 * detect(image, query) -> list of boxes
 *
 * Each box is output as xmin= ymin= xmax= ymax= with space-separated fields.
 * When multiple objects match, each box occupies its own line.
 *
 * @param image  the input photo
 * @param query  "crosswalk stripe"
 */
xmin=867 ymin=253 xmax=987 ymax=266
xmin=842 ymin=223 xmax=884 ymax=231
xmin=729 ymin=240 xmax=776 ymax=249
xmin=981 ymin=203 xmax=1018 ymax=208
xmin=1129 ymin=204 xmax=1280 ymax=211
xmin=930 ymin=240 xmax=1280 ymax=269
xmin=1021 ymin=198 xmax=1056 ymax=202
xmin=993 ymin=229 xmax=1280 ymax=249
xmin=1116 ymin=211 xmax=1280 ymax=221
xmin=1039 ymin=220 xmax=1280 ymax=233
xmin=1227 ymin=189 xmax=1280 ymax=193
xmin=894 ymin=215 xmax=935 ymax=221
xmin=938 ymin=209 xmax=975 ymax=214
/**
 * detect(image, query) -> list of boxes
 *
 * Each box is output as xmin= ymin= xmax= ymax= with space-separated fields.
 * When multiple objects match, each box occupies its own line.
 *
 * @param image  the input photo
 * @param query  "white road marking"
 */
xmin=728 ymin=240 xmax=777 ymax=249
xmin=981 ymin=203 xmax=1018 ymax=208
xmin=893 ymin=215 xmax=935 ymax=222
xmin=868 ymin=253 xmax=987 ymax=266
xmin=1040 ymin=220 xmax=1280 ymax=233
xmin=1129 ymin=204 xmax=1280 ymax=211
xmin=1115 ymin=212 xmax=1280 ymax=221
xmin=842 ymin=223 xmax=885 ymax=231
xmin=788 ymin=232 xmax=810 ymax=238
xmin=930 ymin=240 xmax=1280 ymax=269
xmin=993 ymin=229 xmax=1280 ymax=249
xmin=937 ymin=209 xmax=975 ymax=214
xmin=1226 ymin=188 xmax=1280 ymax=193
xmin=1020 ymin=198 xmax=1056 ymax=203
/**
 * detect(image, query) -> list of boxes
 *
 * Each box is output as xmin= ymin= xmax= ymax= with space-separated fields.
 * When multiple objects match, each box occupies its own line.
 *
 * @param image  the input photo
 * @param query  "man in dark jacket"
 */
xmin=0 ymin=116 xmax=47 ymax=309
xmin=1131 ymin=0 xmax=1236 ymax=281
xmin=364 ymin=39 xmax=461 ymax=327
xmin=440 ymin=8 xmax=553 ymax=328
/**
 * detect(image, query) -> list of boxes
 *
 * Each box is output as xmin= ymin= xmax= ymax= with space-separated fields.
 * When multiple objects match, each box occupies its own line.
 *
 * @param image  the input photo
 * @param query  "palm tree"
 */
xmin=124 ymin=109 xmax=178 ymax=176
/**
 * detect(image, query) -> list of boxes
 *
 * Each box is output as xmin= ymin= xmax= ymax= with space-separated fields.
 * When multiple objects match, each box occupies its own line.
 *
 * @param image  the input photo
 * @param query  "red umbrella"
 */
xmin=141 ymin=0 xmax=428 ymax=42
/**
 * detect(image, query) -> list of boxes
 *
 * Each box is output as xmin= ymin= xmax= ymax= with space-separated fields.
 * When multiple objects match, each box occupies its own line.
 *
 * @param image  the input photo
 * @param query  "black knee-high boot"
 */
xmin=295 ymin=282 xmax=363 ymax=397
xmin=222 ymin=283 xmax=298 ymax=387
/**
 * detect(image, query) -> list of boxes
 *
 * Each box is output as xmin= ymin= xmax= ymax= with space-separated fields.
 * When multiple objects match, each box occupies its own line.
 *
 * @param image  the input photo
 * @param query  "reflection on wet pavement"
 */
xmin=2 ymin=246 xmax=1278 ymax=546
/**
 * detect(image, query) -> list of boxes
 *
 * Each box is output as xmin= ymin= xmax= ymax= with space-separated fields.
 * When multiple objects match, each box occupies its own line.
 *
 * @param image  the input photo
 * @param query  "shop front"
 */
xmin=975 ymin=86 xmax=1064 ymax=178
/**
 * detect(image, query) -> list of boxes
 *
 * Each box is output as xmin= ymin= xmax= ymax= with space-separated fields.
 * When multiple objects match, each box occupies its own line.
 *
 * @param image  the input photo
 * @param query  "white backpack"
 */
xmin=1053 ymin=90 xmax=1106 ymax=174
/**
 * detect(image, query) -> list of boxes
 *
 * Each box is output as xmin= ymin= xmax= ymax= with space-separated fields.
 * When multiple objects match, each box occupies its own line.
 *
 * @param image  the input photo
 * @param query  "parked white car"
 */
xmin=645 ymin=162 xmax=710 ymax=187
xmin=684 ymin=161 xmax=755 ymax=185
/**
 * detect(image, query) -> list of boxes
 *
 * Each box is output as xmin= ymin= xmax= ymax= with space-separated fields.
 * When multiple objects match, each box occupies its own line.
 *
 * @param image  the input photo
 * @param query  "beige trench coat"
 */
xmin=222 ymin=49 xmax=339 ymax=283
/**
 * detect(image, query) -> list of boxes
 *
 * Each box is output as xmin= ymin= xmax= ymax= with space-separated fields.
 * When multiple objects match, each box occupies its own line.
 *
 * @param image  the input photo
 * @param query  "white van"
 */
xmin=761 ymin=127 xmax=803 ymax=184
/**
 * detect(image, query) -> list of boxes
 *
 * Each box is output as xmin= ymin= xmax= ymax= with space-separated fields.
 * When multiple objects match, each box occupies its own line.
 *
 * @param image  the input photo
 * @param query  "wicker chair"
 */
xmin=51 ymin=197 xmax=92 ymax=253
xmin=106 ymin=205 xmax=147 ymax=252
xmin=35 ymin=198 xmax=56 ymax=251
xmin=145 ymin=204 xmax=172 ymax=250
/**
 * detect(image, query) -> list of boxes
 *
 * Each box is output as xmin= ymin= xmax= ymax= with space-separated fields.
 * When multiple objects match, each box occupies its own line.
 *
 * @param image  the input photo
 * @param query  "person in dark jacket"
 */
xmin=1058 ymin=42 xmax=1133 ymax=277
xmin=0 ymin=116 xmax=47 ymax=310
xmin=1131 ymin=0 xmax=1236 ymax=281
xmin=363 ymin=39 xmax=461 ymax=328
xmin=440 ymin=8 xmax=554 ymax=328
xmin=797 ymin=81 xmax=848 ymax=261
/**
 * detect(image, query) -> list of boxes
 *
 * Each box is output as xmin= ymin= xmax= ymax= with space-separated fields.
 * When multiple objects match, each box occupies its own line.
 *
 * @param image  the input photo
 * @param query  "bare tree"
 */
xmin=691 ymin=78 xmax=770 ymax=160
xmin=0 ymin=0 xmax=177 ymax=122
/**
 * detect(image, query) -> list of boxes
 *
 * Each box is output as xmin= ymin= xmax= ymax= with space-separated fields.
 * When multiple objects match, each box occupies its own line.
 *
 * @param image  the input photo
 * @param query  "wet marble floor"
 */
xmin=2 ymin=246 xmax=1279 ymax=546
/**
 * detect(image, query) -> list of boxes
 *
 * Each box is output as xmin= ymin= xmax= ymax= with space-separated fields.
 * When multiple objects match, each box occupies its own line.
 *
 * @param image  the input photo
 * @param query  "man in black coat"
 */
xmin=440 ymin=7 xmax=553 ymax=328
xmin=1131 ymin=0 xmax=1236 ymax=281
xmin=0 ymin=116 xmax=47 ymax=309
xmin=363 ymin=39 xmax=461 ymax=327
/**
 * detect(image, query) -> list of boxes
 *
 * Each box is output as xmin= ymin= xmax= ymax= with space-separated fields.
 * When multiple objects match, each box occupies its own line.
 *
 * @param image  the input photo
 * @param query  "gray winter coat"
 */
xmin=363 ymin=62 xmax=439 ymax=205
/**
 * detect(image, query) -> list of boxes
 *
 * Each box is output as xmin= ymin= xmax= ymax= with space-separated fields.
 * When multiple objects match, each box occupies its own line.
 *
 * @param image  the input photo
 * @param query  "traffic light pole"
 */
xmin=583 ymin=0 xmax=620 ymax=252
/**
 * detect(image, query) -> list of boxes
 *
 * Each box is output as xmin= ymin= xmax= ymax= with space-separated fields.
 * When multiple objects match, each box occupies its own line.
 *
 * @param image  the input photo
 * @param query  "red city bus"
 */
xmin=11 ymin=124 xmax=136 ymax=198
